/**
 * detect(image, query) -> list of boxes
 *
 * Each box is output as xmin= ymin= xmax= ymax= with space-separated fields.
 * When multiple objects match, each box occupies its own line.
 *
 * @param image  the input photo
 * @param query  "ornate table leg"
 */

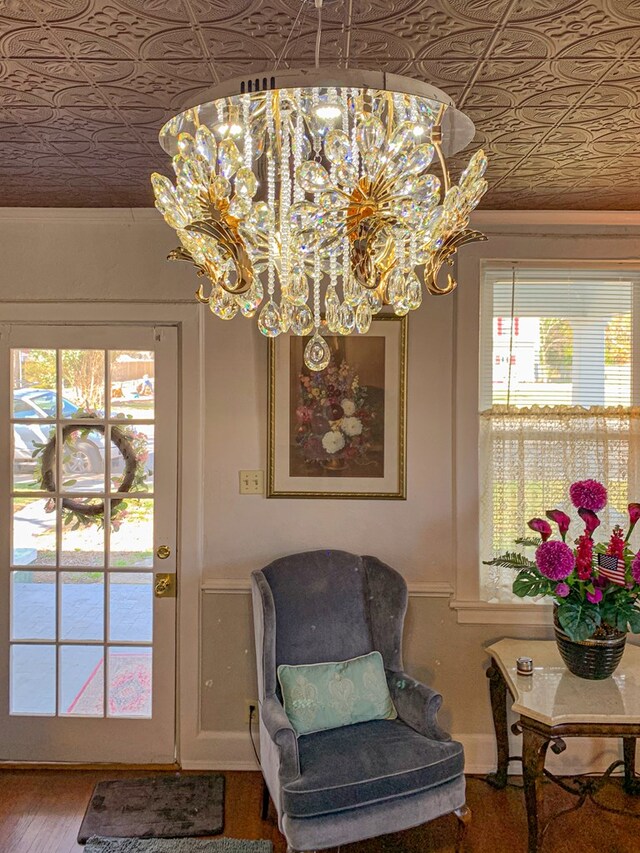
xmin=522 ymin=727 xmax=551 ymax=853
xmin=486 ymin=661 xmax=510 ymax=788
xmin=623 ymin=737 xmax=639 ymax=794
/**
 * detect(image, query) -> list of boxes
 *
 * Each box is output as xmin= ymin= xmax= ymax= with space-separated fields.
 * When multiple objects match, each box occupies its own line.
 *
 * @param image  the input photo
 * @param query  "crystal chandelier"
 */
xmin=152 ymin=68 xmax=488 ymax=370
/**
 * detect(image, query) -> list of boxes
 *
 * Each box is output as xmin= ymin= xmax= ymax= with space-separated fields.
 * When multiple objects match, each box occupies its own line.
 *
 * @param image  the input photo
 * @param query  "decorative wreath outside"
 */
xmin=34 ymin=419 xmax=150 ymax=530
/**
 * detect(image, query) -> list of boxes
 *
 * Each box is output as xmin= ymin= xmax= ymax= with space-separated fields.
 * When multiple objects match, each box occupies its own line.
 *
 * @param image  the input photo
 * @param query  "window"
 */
xmin=479 ymin=265 xmax=640 ymax=602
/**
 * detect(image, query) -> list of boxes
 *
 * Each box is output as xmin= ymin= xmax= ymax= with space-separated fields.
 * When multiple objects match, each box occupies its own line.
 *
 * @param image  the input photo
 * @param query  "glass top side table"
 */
xmin=485 ymin=638 xmax=640 ymax=853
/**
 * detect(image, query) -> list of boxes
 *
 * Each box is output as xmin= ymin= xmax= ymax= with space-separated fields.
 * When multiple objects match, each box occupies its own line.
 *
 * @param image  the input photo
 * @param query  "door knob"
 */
xmin=156 ymin=544 xmax=171 ymax=559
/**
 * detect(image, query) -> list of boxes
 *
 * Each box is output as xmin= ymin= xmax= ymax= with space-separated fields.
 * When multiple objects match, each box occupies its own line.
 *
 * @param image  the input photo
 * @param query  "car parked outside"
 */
xmin=13 ymin=388 xmax=122 ymax=477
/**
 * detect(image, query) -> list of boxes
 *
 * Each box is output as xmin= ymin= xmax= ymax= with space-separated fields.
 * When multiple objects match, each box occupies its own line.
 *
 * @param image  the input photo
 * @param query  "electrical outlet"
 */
xmin=245 ymin=699 xmax=258 ymax=724
xmin=239 ymin=470 xmax=264 ymax=495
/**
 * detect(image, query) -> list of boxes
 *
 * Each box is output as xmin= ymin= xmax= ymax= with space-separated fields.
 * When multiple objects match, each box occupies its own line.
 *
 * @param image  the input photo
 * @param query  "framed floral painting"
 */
xmin=268 ymin=315 xmax=407 ymax=498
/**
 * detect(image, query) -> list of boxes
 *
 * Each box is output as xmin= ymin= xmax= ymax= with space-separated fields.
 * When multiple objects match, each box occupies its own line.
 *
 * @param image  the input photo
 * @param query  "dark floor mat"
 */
xmin=78 ymin=775 xmax=224 ymax=844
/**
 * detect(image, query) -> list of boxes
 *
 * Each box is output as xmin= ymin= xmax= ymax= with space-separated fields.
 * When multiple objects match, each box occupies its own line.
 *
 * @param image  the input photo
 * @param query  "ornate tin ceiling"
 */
xmin=0 ymin=0 xmax=639 ymax=208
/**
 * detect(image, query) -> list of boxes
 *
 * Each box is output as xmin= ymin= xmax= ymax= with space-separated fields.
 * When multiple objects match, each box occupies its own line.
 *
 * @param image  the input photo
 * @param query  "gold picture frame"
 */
xmin=267 ymin=314 xmax=407 ymax=499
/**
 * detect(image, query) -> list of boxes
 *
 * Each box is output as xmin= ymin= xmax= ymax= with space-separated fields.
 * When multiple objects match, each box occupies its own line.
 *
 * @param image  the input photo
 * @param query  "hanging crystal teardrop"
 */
xmin=258 ymin=300 xmax=282 ymax=337
xmin=304 ymin=331 xmax=331 ymax=372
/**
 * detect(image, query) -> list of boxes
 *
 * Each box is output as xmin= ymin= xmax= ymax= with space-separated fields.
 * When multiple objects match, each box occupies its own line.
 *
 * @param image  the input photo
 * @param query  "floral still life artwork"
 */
xmin=484 ymin=479 xmax=640 ymax=642
xmin=289 ymin=336 xmax=385 ymax=478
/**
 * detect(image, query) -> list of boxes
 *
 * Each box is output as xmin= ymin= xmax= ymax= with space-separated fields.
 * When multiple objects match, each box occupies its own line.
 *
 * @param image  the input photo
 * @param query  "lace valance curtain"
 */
xmin=479 ymin=406 xmax=640 ymax=602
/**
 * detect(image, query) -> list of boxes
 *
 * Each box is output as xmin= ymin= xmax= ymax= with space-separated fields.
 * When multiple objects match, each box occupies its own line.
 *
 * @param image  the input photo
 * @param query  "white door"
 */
xmin=0 ymin=324 xmax=177 ymax=763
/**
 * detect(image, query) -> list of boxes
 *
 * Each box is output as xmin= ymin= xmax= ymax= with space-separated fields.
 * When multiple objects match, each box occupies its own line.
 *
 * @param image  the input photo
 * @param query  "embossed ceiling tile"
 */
xmin=441 ymin=0 xmax=511 ymax=24
xmin=1 ymin=26 xmax=137 ymax=59
xmin=139 ymin=27 xmax=206 ymax=59
xmin=0 ymin=85 xmax=55 ymax=108
xmin=605 ymin=57 xmax=640 ymax=81
xmin=282 ymin=27 xmax=414 ymax=66
xmin=515 ymin=83 xmax=593 ymax=125
xmin=0 ymin=59 xmax=75 ymax=97
xmin=53 ymin=82 xmax=168 ymax=109
xmin=0 ymin=0 xmax=90 ymax=23
xmin=277 ymin=0 xmax=434 ymax=26
xmin=414 ymin=59 xmax=479 ymax=88
xmin=114 ymin=0 xmax=251 ymax=25
xmin=510 ymin=2 xmax=623 ymax=40
xmin=200 ymin=26 xmax=280 ymax=63
xmin=551 ymin=57 xmax=617 ymax=84
xmin=490 ymin=28 xmax=554 ymax=61
xmin=62 ymin=105 xmax=168 ymax=125
xmin=417 ymin=28 xmax=493 ymax=61
xmin=143 ymin=58 xmax=216 ymax=83
xmin=67 ymin=2 xmax=185 ymax=54
xmin=2 ymin=104 xmax=55 ymax=123
xmin=556 ymin=27 xmax=640 ymax=58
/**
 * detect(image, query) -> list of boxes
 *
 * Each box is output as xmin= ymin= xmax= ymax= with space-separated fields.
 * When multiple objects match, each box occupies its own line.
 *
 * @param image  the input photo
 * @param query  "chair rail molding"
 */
xmin=201 ymin=579 xmax=454 ymax=597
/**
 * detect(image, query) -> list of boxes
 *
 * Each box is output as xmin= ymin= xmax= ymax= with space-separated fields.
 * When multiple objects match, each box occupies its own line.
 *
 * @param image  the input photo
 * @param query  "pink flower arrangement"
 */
xmin=485 ymin=479 xmax=640 ymax=641
xmin=569 ymin=479 xmax=608 ymax=512
xmin=535 ymin=540 xmax=575 ymax=580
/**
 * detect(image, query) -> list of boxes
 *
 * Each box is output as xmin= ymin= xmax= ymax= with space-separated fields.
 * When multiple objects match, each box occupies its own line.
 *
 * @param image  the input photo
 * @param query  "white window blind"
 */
xmin=479 ymin=265 xmax=640 ymax=602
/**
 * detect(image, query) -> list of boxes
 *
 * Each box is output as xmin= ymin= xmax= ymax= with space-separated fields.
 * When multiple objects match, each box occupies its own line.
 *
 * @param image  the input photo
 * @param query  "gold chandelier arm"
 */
xmin=187 ymin=220 xmax=254 ymax=295
xmin=424 ymin=229 xmax=487 ymax=296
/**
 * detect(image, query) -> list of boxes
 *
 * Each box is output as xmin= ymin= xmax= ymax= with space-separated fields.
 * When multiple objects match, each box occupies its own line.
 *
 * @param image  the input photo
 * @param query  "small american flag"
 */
xmin=597 ymin=554 xmax=627 ymax=586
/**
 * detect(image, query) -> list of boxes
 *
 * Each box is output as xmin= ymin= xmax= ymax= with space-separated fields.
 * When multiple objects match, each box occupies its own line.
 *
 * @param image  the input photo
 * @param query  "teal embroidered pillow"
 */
xmin=277 ymin=651 xmax=397 ymax=736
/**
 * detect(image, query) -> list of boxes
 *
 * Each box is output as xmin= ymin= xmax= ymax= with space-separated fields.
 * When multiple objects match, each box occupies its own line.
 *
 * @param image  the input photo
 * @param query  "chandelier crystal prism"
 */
xmin=152 ymin=68 xmax=488 ymax=370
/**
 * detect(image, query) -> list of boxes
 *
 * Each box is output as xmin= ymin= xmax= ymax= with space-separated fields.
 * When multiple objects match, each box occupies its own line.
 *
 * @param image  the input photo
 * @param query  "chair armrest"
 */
xmin=261 ymin=695 xmax=300 ymax=781
xmin=387 ymin=670 xmax=451 ymax=742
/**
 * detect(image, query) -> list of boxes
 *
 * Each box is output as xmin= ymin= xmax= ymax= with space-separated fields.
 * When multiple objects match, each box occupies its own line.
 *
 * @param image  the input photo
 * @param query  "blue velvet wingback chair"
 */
xmin=251 ymin=549 xmax=470 ymax=853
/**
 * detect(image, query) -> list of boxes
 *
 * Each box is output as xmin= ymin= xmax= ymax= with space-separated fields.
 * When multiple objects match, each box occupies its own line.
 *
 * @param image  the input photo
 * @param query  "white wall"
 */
xmin=2 ymin=208 xmax=640 ymax=773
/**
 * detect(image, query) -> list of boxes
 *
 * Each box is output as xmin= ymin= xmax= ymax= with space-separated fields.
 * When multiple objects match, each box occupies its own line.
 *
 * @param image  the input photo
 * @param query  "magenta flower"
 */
xmin=546 ymin=509 xmax=571 ymax=541
xmin=626 ymin=503 xmax=640 ymax=543
xmin=569 ymin=479 xmax=607 ymax=512
xmin=578 ymin=507 xmax=601 ymax=537
xmin=555 ymin=582 xmax=571 ymax=598
xmin=586 ymin=588 xmax=603 ymax=604
xmin=535 ymin=540 xmax=575 ymax=580
xmin=632 ymin=552 xmax=640 ymax=585
xmin=528 ymin=517 xmax=552 ymax=541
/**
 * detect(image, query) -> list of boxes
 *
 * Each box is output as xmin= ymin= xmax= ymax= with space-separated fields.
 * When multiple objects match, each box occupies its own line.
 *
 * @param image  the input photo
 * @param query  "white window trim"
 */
xmin=451 ymin=211 xmax=640 ymax=624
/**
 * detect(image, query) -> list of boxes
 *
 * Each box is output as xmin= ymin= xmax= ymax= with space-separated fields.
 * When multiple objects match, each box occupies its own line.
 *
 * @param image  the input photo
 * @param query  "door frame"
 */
xmin=0 ymin=302 xmax=204 ymax=767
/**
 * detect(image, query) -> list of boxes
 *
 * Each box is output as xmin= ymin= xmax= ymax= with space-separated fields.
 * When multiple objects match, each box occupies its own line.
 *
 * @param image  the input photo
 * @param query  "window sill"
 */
xmin=450 ymin=599 xmax=553 ymax=626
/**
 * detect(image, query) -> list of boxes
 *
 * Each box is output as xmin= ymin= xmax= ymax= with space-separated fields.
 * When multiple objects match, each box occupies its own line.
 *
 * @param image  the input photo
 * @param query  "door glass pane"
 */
xmin=13 ymin=423 xmax=54 ymax=491
xmin=110 ymin=425 xmax=154 ymax=493
xmin=109 ymin=573 xmax=153 ymax=642
xmin=11 ymin=571 xmax=56 ymax=640
xmin=61 ymin=572 xmax=104 ymax=641
xmin=60 ymin=500 xmax=105 ymax=567
xmin=12 ymin=349 xmax=56 ymax=418
xmin=13 ymin=497 xmax=56 ymax=567
xmin=110 ymin=351 xmax=154 ymax=419
xmin=61 ymin=350 xmax=105 ymax=417
xmin=60 ymin=645 xmax=104 ymax=716
xmin=109 ymin=499 xmax=153 ymax=567
xmin=108 ymin=646 xmax=152 ymax=718
xmin=11 ymin=645 xmax=56 ymax=715
xmin=61 ymin=426 xmax=105 ymax=493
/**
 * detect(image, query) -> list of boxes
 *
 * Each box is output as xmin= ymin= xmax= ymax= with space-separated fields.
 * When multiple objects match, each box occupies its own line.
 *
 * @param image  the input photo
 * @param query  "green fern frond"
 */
xmin=514 ymin=537 xmax=541 ymax=547
xmin=482 ymin=551 xmax=537 ymax=570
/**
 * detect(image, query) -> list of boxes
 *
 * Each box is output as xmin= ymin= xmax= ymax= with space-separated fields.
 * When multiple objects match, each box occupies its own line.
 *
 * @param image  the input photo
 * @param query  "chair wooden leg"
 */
xmin=454 ymin=804 xmax=471 ymax=853
xmin=260 ymin=778 xmax=270 ymax=821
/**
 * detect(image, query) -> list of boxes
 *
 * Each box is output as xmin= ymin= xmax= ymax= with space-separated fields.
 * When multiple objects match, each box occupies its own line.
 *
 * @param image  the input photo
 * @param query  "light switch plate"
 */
xmin=239 ymin=469 xmax=264 ymax=495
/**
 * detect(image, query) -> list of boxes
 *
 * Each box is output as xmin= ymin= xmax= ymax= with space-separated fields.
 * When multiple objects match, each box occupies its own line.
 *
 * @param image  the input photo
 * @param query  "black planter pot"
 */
xmin=553 ymin=609 xmax=626 ymax=680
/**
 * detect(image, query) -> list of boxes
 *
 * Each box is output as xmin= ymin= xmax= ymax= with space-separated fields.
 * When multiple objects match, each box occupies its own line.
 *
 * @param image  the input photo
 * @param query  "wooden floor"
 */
xmin=0 ymin=770 xmax=639 ymax=853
